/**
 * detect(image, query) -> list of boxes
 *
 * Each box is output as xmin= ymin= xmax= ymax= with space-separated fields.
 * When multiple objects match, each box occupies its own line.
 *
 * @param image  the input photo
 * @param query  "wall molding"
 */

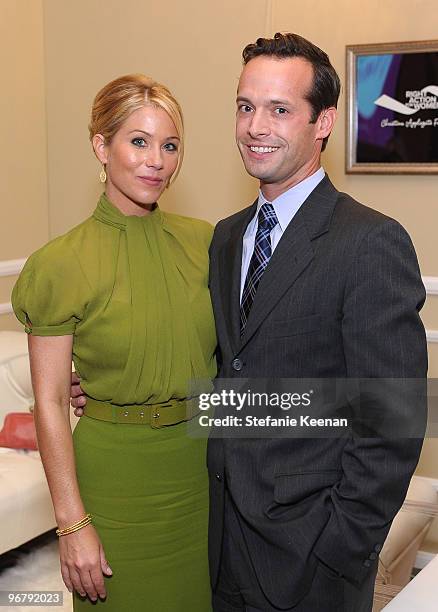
xmin=415 ymin=477 xmax=438 ymax=493
xmin=0 ymin=264 xmax=437 ymax=336
xmin=426 ymin=330 xmax=438 ymax=344
xmin=423 ymin=276 xmax=438 ymax=296
xmin=415 ymin=550 xmax=436 ymax=570
xmin=0 ymin=302 xmax=12 ymax=316
xmin=0 ymin=259 xmax=26 ymax=316
xmin=1 ymin=265 xmax=436 ymax=288
xmin=0 ymin=258 xmax=27 ymax=278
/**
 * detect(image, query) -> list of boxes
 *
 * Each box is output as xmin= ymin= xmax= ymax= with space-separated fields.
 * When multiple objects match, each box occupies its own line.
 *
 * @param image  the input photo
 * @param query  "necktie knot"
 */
xmin=257 ymin=202 xmax=278 ymax=233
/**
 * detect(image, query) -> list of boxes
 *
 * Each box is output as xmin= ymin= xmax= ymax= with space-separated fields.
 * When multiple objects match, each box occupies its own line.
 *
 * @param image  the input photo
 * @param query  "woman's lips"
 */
xmin=137 ymin=176 xmax=163 ymax=186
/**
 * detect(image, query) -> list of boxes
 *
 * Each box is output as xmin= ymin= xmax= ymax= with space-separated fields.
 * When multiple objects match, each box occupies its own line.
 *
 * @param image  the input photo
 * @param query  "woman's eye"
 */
xmin=131 ymin=137 xmax=146 ymax=147
xmin=163 ymin=143 xmax=178 ymax=152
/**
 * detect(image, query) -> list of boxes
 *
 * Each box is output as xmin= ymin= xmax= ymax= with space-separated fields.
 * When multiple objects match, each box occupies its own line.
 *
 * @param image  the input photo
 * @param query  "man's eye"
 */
xmin=239 ymin=105 xmax=253 ymax=113
xmin=132 ymin=137 xmax=146 ymax=146
xmin=274 ymin=107 xmax=288 ymax=114
xmin=163 ymin=143 xmax=178 ymax=152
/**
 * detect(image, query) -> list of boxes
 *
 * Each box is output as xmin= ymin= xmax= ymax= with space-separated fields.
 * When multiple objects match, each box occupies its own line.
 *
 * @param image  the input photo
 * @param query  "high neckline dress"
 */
xmin=12 ymin=194 xmax=217 ymax=611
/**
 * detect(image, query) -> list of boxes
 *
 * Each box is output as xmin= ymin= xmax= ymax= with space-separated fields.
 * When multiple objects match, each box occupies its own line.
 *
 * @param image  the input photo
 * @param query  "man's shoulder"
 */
xmin=333 ymin=189 xmax=403 ymax=234
xmin=216 ymin=204 xmax=254 ymax=229
xmin=212 ymin=203 xmax=256 ymax=248
xmin=309 ymin=175 xmax=397 ymax=229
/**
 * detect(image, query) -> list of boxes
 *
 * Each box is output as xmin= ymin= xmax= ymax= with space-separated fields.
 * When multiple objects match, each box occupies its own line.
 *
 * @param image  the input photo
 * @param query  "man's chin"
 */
xmin=240 ymin=158 xmax=272 ymax=181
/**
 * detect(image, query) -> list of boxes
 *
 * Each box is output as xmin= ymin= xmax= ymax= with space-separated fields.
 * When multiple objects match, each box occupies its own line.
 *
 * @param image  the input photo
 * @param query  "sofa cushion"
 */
xmin=0 ymin=332 xmax=33 ymax=427
xmin=0 ymin=448 xmax=56 ymax=554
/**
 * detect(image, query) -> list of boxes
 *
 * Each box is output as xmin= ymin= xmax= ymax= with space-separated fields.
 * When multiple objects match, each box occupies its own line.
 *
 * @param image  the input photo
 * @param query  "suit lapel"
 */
xmin=219 ymin=201 xmax=257 ymax=353
xmin=239 ymin=176 xmax=339 ymax=351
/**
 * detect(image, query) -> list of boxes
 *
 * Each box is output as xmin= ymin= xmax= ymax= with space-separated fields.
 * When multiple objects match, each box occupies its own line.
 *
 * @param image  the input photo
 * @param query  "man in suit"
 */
xmin=207 ymin=33 xmax=427 ymax=611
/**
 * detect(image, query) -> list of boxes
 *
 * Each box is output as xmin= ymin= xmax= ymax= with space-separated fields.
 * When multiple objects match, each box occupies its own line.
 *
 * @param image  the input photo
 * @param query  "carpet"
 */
xmin=0 ymin=535 xmax=72 ymax=612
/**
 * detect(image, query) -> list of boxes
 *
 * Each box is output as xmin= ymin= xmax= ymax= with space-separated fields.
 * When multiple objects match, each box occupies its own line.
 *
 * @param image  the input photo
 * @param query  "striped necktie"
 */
xmin=240 ymin=202 xmax=278 ymax=334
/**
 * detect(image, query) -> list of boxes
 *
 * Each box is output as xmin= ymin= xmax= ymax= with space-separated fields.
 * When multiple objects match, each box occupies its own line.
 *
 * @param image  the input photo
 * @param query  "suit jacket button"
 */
xmin=232 ymin=358 xmax=243 ymax=371
xmin=374 ymin=544 xmax=382 ymax=553
xmin=369 ymin=552 xmax=378 ymax=560
xmin=215 ymin=473 xmax=222 ymax=482
xmin=363 ymin=560 xmax=371 ymax=568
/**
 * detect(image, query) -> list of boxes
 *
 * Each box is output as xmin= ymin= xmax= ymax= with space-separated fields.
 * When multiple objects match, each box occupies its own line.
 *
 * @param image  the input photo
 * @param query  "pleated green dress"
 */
xmin=12 ymin=194 xmax=217 ymax=611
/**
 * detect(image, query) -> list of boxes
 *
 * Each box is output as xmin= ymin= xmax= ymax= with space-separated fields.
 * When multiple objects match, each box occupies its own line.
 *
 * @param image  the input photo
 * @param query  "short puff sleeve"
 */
xmin=12 ymin=243 xmax=88 ymax=336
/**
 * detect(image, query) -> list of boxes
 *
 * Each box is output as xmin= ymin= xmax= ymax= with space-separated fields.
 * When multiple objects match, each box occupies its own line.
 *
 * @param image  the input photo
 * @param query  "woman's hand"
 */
xmin=59 ymin=524 xmax=113 ymax=601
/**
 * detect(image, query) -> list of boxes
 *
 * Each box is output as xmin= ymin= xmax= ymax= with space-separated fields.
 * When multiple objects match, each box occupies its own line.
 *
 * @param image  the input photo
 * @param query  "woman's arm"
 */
xmin=28 ymin=335 xmax=112 ymax=601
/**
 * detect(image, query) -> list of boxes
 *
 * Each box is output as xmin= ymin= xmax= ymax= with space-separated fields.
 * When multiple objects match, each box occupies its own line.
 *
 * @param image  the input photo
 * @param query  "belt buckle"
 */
xmin=150 ymin=401 xmax=174 ymax=428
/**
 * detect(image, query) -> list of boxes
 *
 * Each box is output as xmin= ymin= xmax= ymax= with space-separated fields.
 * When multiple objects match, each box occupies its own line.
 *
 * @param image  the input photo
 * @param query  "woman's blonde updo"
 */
xmin=89 ymin=74 xmax=184 ymax=183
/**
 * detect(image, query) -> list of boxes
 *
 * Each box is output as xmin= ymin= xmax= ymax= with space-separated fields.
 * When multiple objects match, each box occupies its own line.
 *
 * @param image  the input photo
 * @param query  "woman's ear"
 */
xmin=92 ymin=134 xmax=108 ymax=164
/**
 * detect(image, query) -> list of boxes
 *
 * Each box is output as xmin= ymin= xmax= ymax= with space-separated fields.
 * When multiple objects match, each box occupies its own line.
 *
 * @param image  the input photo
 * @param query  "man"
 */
xmin=206 ymin=33 xmax=427 ymax=611
xmin=72 ymin=33 xmax=427 ymax=612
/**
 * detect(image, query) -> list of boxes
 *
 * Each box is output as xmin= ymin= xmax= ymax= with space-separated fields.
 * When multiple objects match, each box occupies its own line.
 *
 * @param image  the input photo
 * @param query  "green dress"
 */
xmin=12 ymin=194 xmax=217 ymax=611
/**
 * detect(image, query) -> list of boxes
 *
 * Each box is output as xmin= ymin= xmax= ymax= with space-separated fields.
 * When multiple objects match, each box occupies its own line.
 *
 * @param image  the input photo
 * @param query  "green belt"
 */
xmin=84 ymin=397 xmax=201 ymax=428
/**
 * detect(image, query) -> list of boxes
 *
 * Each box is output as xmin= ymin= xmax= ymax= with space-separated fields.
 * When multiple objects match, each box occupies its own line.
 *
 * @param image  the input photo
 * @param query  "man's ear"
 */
xmin=316 ymin=107 xmax=337 ymax=142
xmin=92 ymin=134 xmax=108 ymax=165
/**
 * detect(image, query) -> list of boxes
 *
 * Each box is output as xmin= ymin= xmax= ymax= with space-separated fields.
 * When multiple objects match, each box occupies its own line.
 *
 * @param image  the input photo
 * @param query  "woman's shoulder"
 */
xmin=12 ymin=218 xmax=96 ymax=334
xmin=18 ymin=218 xmax=98 ymax=293
xmin=25 ymin=217 xmax=96 ymax=268
xmin=162 ymin=211 xmax=214 ymax=246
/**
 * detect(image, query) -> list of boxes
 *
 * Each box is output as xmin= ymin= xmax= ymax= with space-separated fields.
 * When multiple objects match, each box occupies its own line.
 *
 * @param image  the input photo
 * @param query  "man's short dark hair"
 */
xmin=242 ymin=33 xmax=341 ymax=151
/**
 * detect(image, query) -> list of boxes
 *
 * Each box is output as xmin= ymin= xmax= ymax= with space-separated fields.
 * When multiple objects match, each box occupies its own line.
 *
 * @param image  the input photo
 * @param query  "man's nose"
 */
xmin=248 ymin=110 xmax=270 ymax=138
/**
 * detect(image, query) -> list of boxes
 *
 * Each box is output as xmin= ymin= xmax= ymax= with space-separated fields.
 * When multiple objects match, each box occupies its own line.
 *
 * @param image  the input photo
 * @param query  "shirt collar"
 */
xmin=93 ymin=192 xmax=162 ymax=230
xmin=255 ymin=167 xmax=325 ymax=232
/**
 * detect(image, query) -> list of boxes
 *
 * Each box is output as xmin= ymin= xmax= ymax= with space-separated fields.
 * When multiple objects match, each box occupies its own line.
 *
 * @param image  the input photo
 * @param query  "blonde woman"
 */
xmin=12 ymin=74 xmax=216 ymax=610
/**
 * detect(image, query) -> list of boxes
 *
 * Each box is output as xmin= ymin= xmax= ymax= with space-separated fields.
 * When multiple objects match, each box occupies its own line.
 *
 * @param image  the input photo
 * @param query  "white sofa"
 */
xmin=0 ymin=331 xmax=56 ymax=555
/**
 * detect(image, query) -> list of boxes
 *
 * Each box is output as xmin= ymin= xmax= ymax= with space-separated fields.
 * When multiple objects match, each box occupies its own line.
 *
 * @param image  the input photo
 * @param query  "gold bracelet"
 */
xmin=56 ymin=514 xmax=92 ymax=537
xmin=56 ymin=513 xmax=92 ymax=537
xmin=58 ymin=517 xmax=91 ymax=536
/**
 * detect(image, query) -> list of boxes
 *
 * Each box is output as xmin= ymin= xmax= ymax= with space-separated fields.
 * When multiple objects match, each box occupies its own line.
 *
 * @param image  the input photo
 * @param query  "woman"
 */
xmin=12 ymin=74 xmax=216 ymax=610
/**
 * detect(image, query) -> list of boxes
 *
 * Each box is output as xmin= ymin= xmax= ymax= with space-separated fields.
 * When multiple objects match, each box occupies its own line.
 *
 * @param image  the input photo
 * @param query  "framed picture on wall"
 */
xmin=346 ymin=39 xmax=438 ymax=174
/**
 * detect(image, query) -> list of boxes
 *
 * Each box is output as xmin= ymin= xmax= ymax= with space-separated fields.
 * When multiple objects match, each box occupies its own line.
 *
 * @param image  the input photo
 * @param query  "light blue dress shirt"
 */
xmin=240 ymin=167 xmax=325 ymax=301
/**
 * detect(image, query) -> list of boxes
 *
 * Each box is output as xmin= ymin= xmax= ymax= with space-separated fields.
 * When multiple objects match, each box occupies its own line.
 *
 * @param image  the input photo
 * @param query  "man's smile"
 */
xmin=245 ymin=144 xmax=280 ymax=159
xmin=248 ymin=145 xmax=279 ymax=153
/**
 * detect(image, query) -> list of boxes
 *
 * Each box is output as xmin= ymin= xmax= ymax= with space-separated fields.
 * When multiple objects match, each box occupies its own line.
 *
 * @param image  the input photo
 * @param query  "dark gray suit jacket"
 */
xmin=207 ymin=176 xmax=427 ymax=609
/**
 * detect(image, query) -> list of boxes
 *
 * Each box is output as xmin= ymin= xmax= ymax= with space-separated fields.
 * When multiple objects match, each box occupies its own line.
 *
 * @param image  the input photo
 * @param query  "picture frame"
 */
xmin=346 ymin=40 xmax=438 ymax=174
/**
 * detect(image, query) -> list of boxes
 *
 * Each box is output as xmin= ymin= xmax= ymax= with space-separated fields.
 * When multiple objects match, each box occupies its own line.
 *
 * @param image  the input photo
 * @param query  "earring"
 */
xmin=99 ymin=165 xmax=107 ymax=183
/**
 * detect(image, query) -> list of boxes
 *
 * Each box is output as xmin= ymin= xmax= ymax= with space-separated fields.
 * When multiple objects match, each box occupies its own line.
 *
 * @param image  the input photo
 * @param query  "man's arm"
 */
xmin=314 ymin=218 xmax=427 ymax=584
